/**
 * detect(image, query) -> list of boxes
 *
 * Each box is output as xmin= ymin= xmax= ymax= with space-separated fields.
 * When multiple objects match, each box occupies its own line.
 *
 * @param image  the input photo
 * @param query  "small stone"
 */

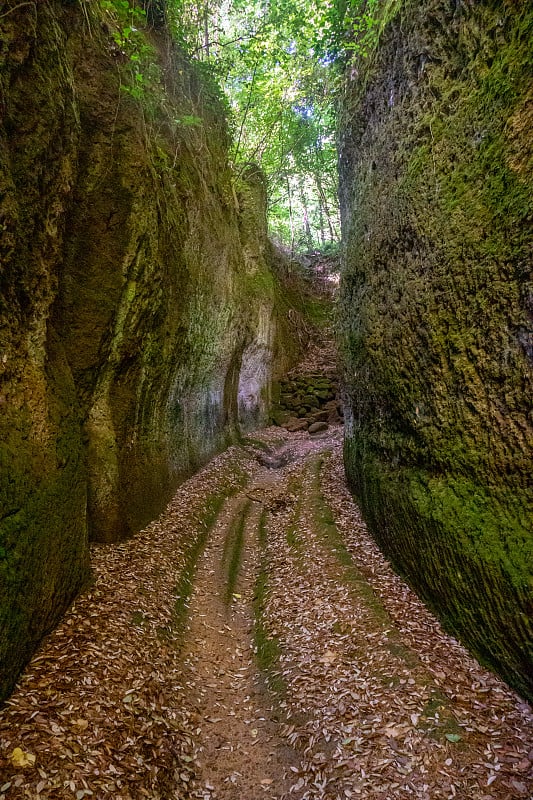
xmin=271 ymin=410 xmax=290 ymax=426
xmin=284 ymin=418 xmax=309 ymax=432
xmin=308 ymin=421 xmax=328 ymax=434
xmin=309 ymin=410 xmax=329 ymax=424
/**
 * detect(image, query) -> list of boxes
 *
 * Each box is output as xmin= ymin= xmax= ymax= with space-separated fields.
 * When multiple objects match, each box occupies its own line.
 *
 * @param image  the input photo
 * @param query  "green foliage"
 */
xmin=226 ymin=0 xmax=344 ymax=250
xmin=96 ymin=0 xmax=388 ymax=250
xmin=99 ymin=0 xmax=162 ymax=104
xmin=174 ymin=113 xmax=203 ymax=127
xmin=160 ymin=0 xmax=346 ymax=251
xmin=335 ymin=0 xmax=402 ymax=59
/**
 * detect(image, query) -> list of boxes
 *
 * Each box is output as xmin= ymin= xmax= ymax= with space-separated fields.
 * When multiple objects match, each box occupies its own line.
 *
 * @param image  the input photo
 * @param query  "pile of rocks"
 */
xmin=271 ymin=373 xmax=343 ymax=434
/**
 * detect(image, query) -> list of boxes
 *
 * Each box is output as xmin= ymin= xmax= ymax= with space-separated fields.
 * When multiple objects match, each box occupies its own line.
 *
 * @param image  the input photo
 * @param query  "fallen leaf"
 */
xmin=445 ymin=733 xmax=461 ymax=743
xmin=10 ymin=748 xmax=36 ymax=768
xmin=319 ymin=650 xmax=336 ymax=665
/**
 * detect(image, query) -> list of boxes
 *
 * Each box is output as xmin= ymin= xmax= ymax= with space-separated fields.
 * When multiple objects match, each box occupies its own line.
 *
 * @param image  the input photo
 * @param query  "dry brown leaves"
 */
xmin=287 ymin=324 xmax=338 ymax=379
xmin=0 ymin=424 xmax=531 ymax=800
xmin=259 ymin=436 xmax=533 ymax=799
xmin=0 ymin=445 xmax=257 ymax=800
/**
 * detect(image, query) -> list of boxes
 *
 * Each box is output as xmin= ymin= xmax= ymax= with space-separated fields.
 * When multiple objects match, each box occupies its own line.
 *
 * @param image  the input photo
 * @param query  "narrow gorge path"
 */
xmin=0 ymin=429 xmax=532 ymax=798
xmin=179 ymin=487 xmax=300 ymax=799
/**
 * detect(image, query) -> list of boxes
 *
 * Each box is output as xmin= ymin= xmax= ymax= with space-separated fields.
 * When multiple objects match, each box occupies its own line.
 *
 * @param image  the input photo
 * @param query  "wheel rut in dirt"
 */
xmin=0 ymin=427 xmax=531 ymax=800
xmin=179 ymin=471 xmax=302 ymax=800
xmin=178 ymin=429 xmax=533 ymax=800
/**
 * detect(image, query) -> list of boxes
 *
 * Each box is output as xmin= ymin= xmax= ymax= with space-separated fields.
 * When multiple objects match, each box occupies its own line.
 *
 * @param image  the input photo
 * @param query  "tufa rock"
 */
xmin=0 ymin=0 xmax=303 ymax=702
xmin=338 ymin=1 xmax=533 ymax=699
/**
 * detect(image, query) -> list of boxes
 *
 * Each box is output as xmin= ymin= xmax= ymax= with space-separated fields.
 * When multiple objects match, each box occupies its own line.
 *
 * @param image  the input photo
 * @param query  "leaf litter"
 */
xmin=0 ymin=417 xmax=531 ymax=799
xmin=0 ymin=444 xmax=258 ymax=799
xmin=257 ymin=440 xmax=533 ymax=798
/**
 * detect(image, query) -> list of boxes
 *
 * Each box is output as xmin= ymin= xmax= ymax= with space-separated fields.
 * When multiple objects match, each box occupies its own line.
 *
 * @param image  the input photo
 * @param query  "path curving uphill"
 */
xmin=0 ymin=426 xmax=531 ymax=798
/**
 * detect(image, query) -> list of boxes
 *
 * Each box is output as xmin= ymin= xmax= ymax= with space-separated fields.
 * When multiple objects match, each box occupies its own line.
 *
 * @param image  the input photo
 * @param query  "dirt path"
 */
xmin=0 ymin=428 xmax=532 ymax=799
xmin=180 ymin=488 xmax=299 ymax=800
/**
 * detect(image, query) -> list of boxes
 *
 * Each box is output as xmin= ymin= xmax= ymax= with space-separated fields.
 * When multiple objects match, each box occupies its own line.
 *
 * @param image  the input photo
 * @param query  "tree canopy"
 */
xmin=104 ymin=0 xmax=382 ymax=252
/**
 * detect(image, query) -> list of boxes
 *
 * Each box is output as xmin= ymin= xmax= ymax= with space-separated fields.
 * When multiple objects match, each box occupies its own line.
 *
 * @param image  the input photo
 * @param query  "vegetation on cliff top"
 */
xmin=96 ymin=0 xmax=414 ymax=254
xmin=98 ymin=0 xmax=366 ymax=251
xmin=97 ymin=0 xmax=406 ymax=253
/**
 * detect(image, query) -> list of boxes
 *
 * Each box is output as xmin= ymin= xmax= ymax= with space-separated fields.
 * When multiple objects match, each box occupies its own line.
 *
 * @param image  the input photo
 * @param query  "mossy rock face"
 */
xmin=0 ymin=2 xmax=301 ymax=701
xmin=303 ymin=394 xmax=320 ymax=409
xmin=338 ymin=2 xmax=533 ymax=699
xmin=0 ymin=326 xmax=90 ymax=702
xmin=272 ymin=372 xmax=341 ymax=428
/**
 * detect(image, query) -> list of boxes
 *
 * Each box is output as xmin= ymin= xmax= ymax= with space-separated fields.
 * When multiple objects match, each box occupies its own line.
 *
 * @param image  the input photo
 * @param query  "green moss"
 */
xmin=345 ymin=439 xmax=533 ymax=700
xmin=253 ymin=508 xmax=285 ymax=696
xmin=0 ymin=334 xmax=90 ymax=701
xmin=278 ymin=282 xmax=333 ymax=332
xmin=241 ymin=267 xmax=276 ymax=300
xmin=419 ymin=691 xmax=463 ymax=743
xmin=173 ymin=489 xmax=228 ymax=638
xmin=311 ymin=457 xmax=420 ymax=668
xmin=223 ymin=499 xmax=251 ymax=603
xmin=339 ymin=1 xmax=533 ymax=699
xmin=312 ymin=459 xmax=387 ymax=608
xmin=408 ymin=472 xmax=533 ymax=585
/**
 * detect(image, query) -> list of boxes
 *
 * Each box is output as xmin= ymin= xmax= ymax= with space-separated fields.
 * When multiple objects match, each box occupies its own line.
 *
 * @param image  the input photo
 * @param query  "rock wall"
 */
xmin=0 ymin=1 xmax=297 ymax=701
xmin=338 ymin=1 xmax=532 ymax=699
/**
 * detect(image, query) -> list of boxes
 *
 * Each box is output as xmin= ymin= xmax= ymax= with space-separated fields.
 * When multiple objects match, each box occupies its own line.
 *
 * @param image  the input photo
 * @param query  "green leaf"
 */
xmin=445 ymin=733 xmax=462 ymax=743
